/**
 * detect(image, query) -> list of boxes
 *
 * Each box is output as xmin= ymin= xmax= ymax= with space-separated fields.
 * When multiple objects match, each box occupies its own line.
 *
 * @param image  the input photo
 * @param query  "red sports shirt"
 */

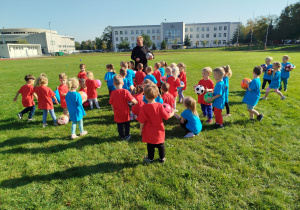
xmin=162 ymin=92 xmax=175 ymax=108
xmin=79 ymin=87 xmax=87 ymax=94
xmin=153 ymin=70 xmax=162 ymax=87
xmin=136 ymin=103 xmax=169 ymax=144
xmin=135 ymin=71 xmax=146 ymax=86
xmin=77 ymin=71 xmax=87 ymax=80
xmin=86 ymin=79 xmax=98 ymax=99
xmin=167 ymin=76 xmax=181 ymax=98
xmin=58 ymin=84 xmax=68 ymax=108
xmin=34 ymin=86 xmax=55 ymax=110
xmin=109 ymin=89 xmax=134 ymax=123
xmin=179 ymin=71 xmax=187 ymax=90
xmin=198 ymin=79 xmax=214 ymax=105
xmin=18 ymin=84 xmax=35 ymax=107
xmin=132 ymin=93 xmax=144 ymax=116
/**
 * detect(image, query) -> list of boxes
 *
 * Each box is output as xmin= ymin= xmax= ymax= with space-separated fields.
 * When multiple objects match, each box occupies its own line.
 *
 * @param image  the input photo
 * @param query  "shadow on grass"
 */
xmin=0 ymin=136 xmax=68 ymax=148
xmin=0 ymin=161 xmax=139 ymax=189
xmin=0 ymin=119 xmax=41 ymax=131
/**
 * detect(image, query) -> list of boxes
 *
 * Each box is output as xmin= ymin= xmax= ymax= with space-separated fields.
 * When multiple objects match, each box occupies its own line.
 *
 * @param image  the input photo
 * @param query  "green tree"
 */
xmin=95 ymin=37 xmax=103 ymax=50
xmin=75 ymin=41 xmax=81 ymax=50
xmin=141 ymin=34 xmax=152 ymax=48
xmin=152 ymin=43 xmax=157 ymax=50
xmin=184 ymin=36 xmax=191 ymax=48
xmin=101 ymin=26 xmax=112 ymax=50
xmin=117 ymin=40 xmax=130 ymax=50
xmin=17 ymin=38 xmax=29 ymax=44
xmin=231 ymin=24 xmax=245 ymax=44
xmin=80 ymin=41 xmax=87 ymax=50
xmin=161 ymin=40 xmax=166 ymax=49
xmin=102 ymin=42 xmax=107 ymax=50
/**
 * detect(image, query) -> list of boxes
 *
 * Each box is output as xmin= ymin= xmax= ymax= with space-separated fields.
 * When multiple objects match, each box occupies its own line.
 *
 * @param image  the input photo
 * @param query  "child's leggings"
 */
xmin=178 ymin=89 xmax=184 ymax=102
xmin=117 ymin=121 xmax=130 ymax=138
xmin=214 ymin=107 xmax=223 ymax=125
xmin=262 ymin=79 xmax=271 ymax=89
xmin=147 ymin=143 xmax=165 ymax=160
xmin=88 ymin=98 xmax=100 ymax=109
xmin=279 ymin=78 xmax=288 ymax=90
xmin=225 ymin=102 xmax=230 ymax=115
xmin=266 ymin=87 xmax=280 ymax=93
xmin=180 ymin=119 xmax=191 ymax=134
xmin=42 ymin=109 xmax=57 ymax=124
xmin=71 ymin=119 xmax=84 ymax=134
xmin=201 ymin=104 xmax=213 ymax=119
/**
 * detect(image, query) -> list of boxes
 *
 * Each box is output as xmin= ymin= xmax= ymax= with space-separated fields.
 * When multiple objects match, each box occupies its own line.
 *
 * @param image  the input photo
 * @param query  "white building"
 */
xmin=112 ymin=22 xmax=239 ymax=51
xmin=0 ymin=28 xmax=75 ymax=57
xmin=0 ymin=43 xmax=42 ymax=58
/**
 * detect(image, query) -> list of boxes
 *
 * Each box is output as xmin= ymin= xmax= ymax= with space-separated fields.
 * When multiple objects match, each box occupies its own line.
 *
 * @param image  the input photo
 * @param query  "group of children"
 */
xmin=14 ymin=54 xmax=295 ymax=163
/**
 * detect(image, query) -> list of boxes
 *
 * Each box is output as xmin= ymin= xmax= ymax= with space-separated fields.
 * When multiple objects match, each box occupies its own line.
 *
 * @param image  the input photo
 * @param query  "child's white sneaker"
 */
xmin=80 ymin=131 xmax=88 ymax=136
xmin=184 ymin=132 xmax=195 ymax=138
xmin=281 ymin=96 xmax=286 ymax=100
xmin=43 ymin=123 xmax=48 ymax=128
xmin=71 ymin=134 xmax=79 ymax=139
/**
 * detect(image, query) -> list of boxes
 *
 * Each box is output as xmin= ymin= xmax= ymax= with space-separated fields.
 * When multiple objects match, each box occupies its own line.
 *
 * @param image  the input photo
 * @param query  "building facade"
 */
xmin=112 ymin=21 xmax=239 ymax=51
xmin=0 ymin=43 xmax=42 ymax=58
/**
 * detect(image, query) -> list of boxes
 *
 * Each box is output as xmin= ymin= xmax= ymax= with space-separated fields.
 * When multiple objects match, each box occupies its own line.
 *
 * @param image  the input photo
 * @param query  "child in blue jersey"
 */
xmin=207 ymin=67 xmax=225 ymax=129
xmin=242 ymin=66 xmax=264 ymax=121
xmin=262 ymin=57 xmax=273 ymax=90
xmin=121 ymin=61 xmax=135 ymax=92
xmin=104 ymin=64 xmax=116 ymax=96
xmin=65 ymin=78 xmax=87 ymax=139
xmin=144 ymin=66 xmax=157 ymax=84
xmin=120 ymin=68 xmax=130 ymax=91
xmin=260 ymin=62 xmax=286 ymax=100
xmin=180 ymin=96 xmax=202 ymax=138
xmin=159 ymin=61 xmax=167 ymax=77
xmin=222 ymin=65 xmax=232 ymax=117
xmin=279 ymin=55 xmax=296 ymax=91
xmin=142 ymin=79 xmax=163 ymax=104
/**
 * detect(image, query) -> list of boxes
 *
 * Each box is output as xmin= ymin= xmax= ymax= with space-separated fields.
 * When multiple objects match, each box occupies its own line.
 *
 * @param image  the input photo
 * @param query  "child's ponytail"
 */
xmin=106 ymin=64 xmax=116 ymax=74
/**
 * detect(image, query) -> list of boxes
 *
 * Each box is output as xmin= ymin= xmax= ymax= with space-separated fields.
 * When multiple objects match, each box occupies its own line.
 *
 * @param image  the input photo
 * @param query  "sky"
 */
xmin=0 ymin=0 xmax=298 ymax=42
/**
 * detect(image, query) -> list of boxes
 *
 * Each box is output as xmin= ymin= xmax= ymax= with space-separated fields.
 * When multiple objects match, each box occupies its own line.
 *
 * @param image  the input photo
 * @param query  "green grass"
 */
xmin=0 ymin=51 xmax=299 ymax=209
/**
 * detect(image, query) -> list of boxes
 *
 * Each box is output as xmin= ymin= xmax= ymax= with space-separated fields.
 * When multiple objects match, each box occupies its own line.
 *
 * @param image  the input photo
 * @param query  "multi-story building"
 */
xmin=112 ymin=21 xmax=239 ymax=51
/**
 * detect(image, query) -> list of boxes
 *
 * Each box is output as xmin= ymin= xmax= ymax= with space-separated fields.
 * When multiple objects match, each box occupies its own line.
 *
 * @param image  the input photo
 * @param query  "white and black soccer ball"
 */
xmin=194 ymin=85 xmax=205 ymax=95
xmin=146 ymin=53 xmax=153 ymax=60
xmin=128 ymin=101 xmax=134 ymax=106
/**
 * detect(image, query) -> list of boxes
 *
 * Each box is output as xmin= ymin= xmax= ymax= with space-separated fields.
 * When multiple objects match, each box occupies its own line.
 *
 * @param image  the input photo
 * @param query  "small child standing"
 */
xmin=65 ymin=78 xmax=87 ymax=139
xmin=34 ymin=76 xmax=59 ymax=127
xmin=58 ymin=73 xmax=69 ymax=116
xmin=121 ymin=61 xmax=135 ymax=92
xmin=159 ymin=61 xmax=167 ymax=77
xmin=180 ymin=97 xmax=202 ymax=138
xmin=109 ymin=75 xmax=138 ymax=140
xmin=153 ymin=63 xmax=162 ymax=92
xmin=280 ymin=55 xmax=296 ymax=91
xmin=242 ymin=66 xmax=264 ymax=121
xmin=104 ymin=64 xmax=116 ymax=96
xmin=262 ymin=57 xmax=273 ymax=90
xmin=142 ymin=79 xmax=163 ymax=104
xmin=14 ymin=74 xmax=37 ymax=121
xmin=86 ymin=71 xmax=100 ymax=110
xmin=260 ymin=62 xmax=286 ymax=100
xmin=79 ymin=79 xmax=87 ymax=94
xmin=144 ymin=66 xmax=158 ymax=84
xmin=165 ymin=66 xmax=172 ymax=80
xmin=178 ymin=62 xmax=187 ymax=103
xmin=167 ymin=67 xmax=184 ymax=111
xmin=77 ymin=64 xmax=87 ymax=83
xmin=195 ymin=67 xmax=214 ymax=124
xmin=161 ymin=83 xmax=175 ymax=109
xmin=207 ymin=67 xmax=225 ymax=129
xmin=222 ymin=65 xmax=232 ymax=117
xmin=135 ymin=63 xmax=146 ymax=86
xmin=132 ymin=85 xmax=144 ymax=118
xmin=137 ymin=84 xmax=174 ymax=163
xmin=120 ymin=68 xmax=130 ymax=91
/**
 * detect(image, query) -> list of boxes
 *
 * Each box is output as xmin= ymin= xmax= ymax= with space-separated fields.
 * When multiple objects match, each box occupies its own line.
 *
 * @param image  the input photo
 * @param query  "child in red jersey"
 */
xmin=131 ymin=85 xmax=144 ymax=119
xmin=79 ymin=79 xmax=87 ymax=94
xmin=161 ymin=83 xmax=174 ymax=109
xmin=58 ymin=73 xmax=69 ymax=115
xmin=137 ymin=83 xmax=174 ymax=163
xmin=153 ymin=62 xmax=162 ymax=93
xmin=194 ymin=67 xmax=215 ymax=124
xmin=167 ymin=67 xmax=184 ymax=111
xmin=109 ymin=75 xmax=138 ymax=140
xmin=178 ymin=62 xmax=187 ymax=103
xmin=34 ymin=76 xmax=59 ymax=127
xmin=86 ymin=71 xmax=100 ymax=110
xmin=77 ymin=64 xmax=87 ymax=83
xmin=14 ymin=74 xmax=38 ymax=121
xmin=134 ymin=63 xmax=146 ymax=86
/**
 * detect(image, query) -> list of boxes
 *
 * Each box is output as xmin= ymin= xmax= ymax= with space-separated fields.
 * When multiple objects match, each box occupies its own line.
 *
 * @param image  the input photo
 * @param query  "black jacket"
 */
xmin=131 ymin=45 xmax=154 ymax=70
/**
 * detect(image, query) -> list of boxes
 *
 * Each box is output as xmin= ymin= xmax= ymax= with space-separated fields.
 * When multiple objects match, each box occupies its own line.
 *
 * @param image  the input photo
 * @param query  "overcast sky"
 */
xmin=1 ymin=0 xmax=298 ymax=42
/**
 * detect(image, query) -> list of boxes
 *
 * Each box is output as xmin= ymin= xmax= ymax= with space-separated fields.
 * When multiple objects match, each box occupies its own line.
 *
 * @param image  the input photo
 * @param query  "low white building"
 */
xmin=0 ymin=28 xmax=75 ymax=57
xmin=112 ymin=21 xmax=239 ymax=51
xmin=0 ymin=43 xmax=42 ymax=58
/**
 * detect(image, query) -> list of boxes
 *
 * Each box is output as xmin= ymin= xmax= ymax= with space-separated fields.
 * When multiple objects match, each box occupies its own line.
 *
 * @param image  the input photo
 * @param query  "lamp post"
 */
xmin=49 ymin=22 xmax=54 ymax=54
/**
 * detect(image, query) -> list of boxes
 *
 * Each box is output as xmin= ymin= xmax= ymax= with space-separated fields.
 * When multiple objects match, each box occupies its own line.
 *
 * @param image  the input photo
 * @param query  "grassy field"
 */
xmin=0 ymin=51 xmax=299 ymax=209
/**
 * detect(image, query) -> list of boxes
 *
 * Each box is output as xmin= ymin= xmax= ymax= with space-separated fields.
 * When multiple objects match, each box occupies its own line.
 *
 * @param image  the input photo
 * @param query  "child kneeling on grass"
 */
xmin=180 ymin=97 xmax=202 ymax=138
xmin=65 ymin=77 xmax=87 ymax=139
xmin=137 ymin=84 xmax=174 ymax=163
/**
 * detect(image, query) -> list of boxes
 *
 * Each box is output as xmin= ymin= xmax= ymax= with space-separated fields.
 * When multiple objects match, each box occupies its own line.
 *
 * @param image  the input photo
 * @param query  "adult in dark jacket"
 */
xmin=131 ymin=36 xmax=154 ymax=70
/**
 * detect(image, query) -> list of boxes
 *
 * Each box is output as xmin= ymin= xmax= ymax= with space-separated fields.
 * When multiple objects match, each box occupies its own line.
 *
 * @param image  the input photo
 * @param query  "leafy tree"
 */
xmin=184 ymin=36 xmax=191 ymax=48
xmin=231 ymin=24 xmax=245 ymax=44
xmin=75 ymin=41 xmax=81 ymax=50
xmin=95 ymin=37 xmax=103 ymax=50
xmin=141 ymin=34 xmax=152 ymax=48
xmin=17 ymin=38 xmax=29 ymax=44
xmin=161 ymin=40 xmax=166 ymax=49
xmin=152 ymin=43 xmax=157 ymax=50
xmin=101 ymin=26 xmax=112 ymax=50
xmin=102 ymin=42 xmax=107 ymax=50
xmin=117 ymin=40 xmax=130 ymax=50
xmin=80 ymin=41 xmax=87 ymax=50
xmin=202 ymin=40 xmax=208 ymax=48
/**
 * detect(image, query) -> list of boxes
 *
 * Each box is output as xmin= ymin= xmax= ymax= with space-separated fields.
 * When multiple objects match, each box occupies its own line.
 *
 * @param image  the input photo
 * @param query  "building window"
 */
xmin=131 ymin=30 xmax=134 ymax=34
xmin=136 ymin=30 xmax=139 ymax=34
xmin=190 ymin=34 xmax=193 ymax=38
xmin=214 ymin=33 xmax=216 ymax=38
xmin=218 ymin=40 xmax=221 ymax=44
xmin=219 ymin=33 xmax=222 ymax=37
xmin=157 ymin=29 xmax=160 ymax=33
xmin=165 ymin=38 xmax=168 ymax=42
xmin=196 ymin=34 xmax=199 ymax=38
xmin=115 ymin=31 xmax=118 ymax=35
xmin=202 ymin=27 xmax=204 ymax=31
xmin=224 ymin=33 xmax=227 ymax=37
xmin=190 ymin=28 xmax=193 ymax=32
xmin=224 ymin=26 xmax=227 ymax=30
xmin=116 ymin=37 xmax=118 ymax=41
xmin=132 ymin=43 xmax=134 ymax=48
xmin=152 ymin=36 xmax=155 ymax=40
xmin=141 ymin=30 xmax=144 ymax=34
xmin=125 ymin=37 xmax=128 ymax=41
xmin=131 ymin=37 xmax=134 ymax=41
xmin=125 ymin=30 xmax=128 ymax=34
xmin=120 ymin=37 xmax=123 ymax=41
xmin=152 ymin=29 xmax=155 ymax=33
xmin=116 ymin=44 xmax=119 ymax=48
xmin=201 ymin=34 xmax=204 ymax=38
xmin=223 ymin=40 xmax=226 ymax=44
xmin=207 ymin=27 xmax=209 ymax=31
xmin=147 ymin=30 xmax=150 ymax=34
xmin=157 ymin=36 xmax=160 ymax=40
xmin=219 ymin=26 xmax=222 ymax=30
xmin=206 ymin=34 xmax=209 ymax=38
xmin=214 ymin=27 xmax=217 ymax=31
xmin=185 ymin=28 xmax=188 ymax=32
xmin=196 ymin=27 xmax=200 ymax=32
xmin=121 ymin=31 xmax=124 ymax=35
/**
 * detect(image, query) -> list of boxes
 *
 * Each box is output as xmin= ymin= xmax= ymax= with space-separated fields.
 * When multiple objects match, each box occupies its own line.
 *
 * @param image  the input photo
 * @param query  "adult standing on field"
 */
xmin=131 ymin=36 xmax=154 ymax=71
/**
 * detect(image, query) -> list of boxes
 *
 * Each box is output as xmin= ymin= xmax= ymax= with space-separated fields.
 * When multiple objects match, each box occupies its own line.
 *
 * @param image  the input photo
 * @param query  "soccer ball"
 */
xmin=177 ymin=81 xmax=185 ymax=90
xmin=284 ymin=64 xmax=293 ymax=71
xmin=146 ymin=53 xmax=153 ymax=60
xmin=261 ymin=64 xmax=268 ymax=71
xmin=161 ymin=76 xmax=167 ymax=83
xmin=96 ymin=79 xmax=102 ymax=88
xmin=78 ymin=91 xmax=87 ymax=103
xmin=57 ymin=115 xmax=69 ymax=125
xmin=241 ymin=78 xmax=252 ymax=90
xmin=162 ymin=103 xmax=172 ymax=114
xmin=204 ymin=92 xmax=214 ymax=103
xmin=266 ymin=69 xmax=273 ymax=75
xmin=194 ymin=85 xmax=205 ymax=95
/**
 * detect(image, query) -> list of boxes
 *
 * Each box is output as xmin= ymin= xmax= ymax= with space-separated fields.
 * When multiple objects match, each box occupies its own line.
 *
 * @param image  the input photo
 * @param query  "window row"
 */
xmin=116 ymin=43 xmax=161 ymax=48
xmin=195 ymin=40 xmax=227 ymax=45
xmin=185 ymin=26 xmax=228 ymax=32
xmin=115 ymin=29 xmax=160 ymax=35
xmin=115 ymin=36 xmax=160 ymax=42
xmin=188 ymin=33 xmax=227 ymax=39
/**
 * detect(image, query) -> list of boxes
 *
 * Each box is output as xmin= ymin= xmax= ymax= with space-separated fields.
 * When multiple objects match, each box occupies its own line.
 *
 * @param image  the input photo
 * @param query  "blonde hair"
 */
xmin=144 ymin=84 xmax=159 ymax=100
xmin=160 ymin=61 xmax=167 ymax=68
xmin=154 ymin=62 xmax=160 ymax=69
xmin=113 ymin=75 xmax=123 ymax=85
xmin=120 ymin=68 xmax=127 ymax=77
xmin=222 ymin=65 xmax=232 ymax=78
xmin=40 ymin=73 xmax=47 ymax=78
xmin=137 ymin=63 xmax=143 ymax=71
xmin=213 ymin=67 xmax=225 ymax=79
xmin=35 ymin=76 xmax=48 ymax=87
xmin=86 ymin=71 xmax=94 ymax=80
xmin=177 ymin=62 xmax=186 ymax=72
xmin=184 ymin=97 xmax=198 ymax=116
xmin=265 ymin=57 xmax=273 ymax=62
xmin=273 ymin=61 xmax=281 ymax=70
xmin=137 ymin=36 xmax=143 ymax=40
xmin=283 ymin=55 xmax=290 ymax=60
xmin=170 ymin=63 xmax=177 ymax=68
xmin=120 ymin=61 xmax=128 ymax=69
xmin=59 ymin=73 xmax=67 ymax=79
xmin=165 ymin=66 xmax=172 ymax=75
xmin=106 ymin=64 xmax=116 ymax=74
xmin=67 ymin=77 xmax=79 ymax=90
xmin=202 ymin=67 xmax=212 ymax=75
xmin=171 ymin=67 xmax=179 ymax=80
xmin=146 ymin=66 xmax=153 ymax=74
